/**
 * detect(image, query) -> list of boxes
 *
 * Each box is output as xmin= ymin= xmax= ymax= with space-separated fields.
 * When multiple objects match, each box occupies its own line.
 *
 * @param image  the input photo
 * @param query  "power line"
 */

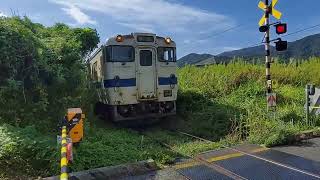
xmin=200 ymin=23 xmax=249 ymax=40
xmin=180 ymin=23 xmax=251 ymax=49
xmin=246 ymin=22 xmax=320 ymax=48
xmin=281 ymin=23 xmax=320 ymax=38
xmin=181 ymin=21 xmax=320 ymax=53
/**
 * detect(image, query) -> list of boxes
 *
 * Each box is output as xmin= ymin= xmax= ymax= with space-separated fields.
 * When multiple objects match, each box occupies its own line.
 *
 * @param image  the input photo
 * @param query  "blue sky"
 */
xmin=1 ymin=0 xmax=320 ymax=58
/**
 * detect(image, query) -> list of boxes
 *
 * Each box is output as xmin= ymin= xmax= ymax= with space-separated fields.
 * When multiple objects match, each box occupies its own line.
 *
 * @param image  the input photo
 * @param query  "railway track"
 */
xmin=132 ymin=127 xmax=320 ymax=180
xmin=132 ymin=129 xmax=245 ymax=180
xmin=175 ymin=131 xmax=320 ymax=179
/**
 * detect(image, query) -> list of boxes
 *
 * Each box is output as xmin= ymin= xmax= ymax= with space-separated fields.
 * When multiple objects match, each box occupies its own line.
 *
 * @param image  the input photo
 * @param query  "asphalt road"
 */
xmin=273 ymin=138 xmax=320 ymax=162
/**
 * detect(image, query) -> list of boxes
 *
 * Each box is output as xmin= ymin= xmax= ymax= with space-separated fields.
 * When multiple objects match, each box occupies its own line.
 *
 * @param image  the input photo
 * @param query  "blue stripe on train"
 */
xmin=104 ymin=78 xmax=136 ymax=88
xmin=102 ymin=77 xmax=177 ymax=88
xmin=158 ymin=77 xmax=178 ymax=85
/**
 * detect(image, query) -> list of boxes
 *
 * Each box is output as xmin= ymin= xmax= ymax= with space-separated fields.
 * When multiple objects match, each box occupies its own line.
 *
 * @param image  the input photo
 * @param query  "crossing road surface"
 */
xmin=47 ymin=139 xmax=320 ymax=180
xmin=273 ymin=137 xmax=320 ymax=162
xmin=129 ymin=143 xmax=320 ymax=180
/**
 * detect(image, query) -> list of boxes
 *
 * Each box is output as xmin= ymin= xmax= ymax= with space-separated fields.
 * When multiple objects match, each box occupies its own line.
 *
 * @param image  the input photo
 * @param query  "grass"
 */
xmin=69 ymin=124 xmax=178 ymax=171
xmin=1 ymin=58 xmax=320 ymax=179
xmin=0 ymin=124 xmax=58 ymax=179
xmin=177 ymin=58 xmax=320 ymax=147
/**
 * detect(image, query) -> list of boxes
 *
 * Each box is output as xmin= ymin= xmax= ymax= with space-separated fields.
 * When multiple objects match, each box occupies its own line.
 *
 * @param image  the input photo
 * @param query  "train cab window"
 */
xmin=140 ymin=50 xmax=152 ymax=66
xmin=92 ymin=62 xmax=98 ymax=81
xmin=158 ymin=47 xmax=176 ymax=62
xmin=105 ymin=46 xmax=134 ymax=62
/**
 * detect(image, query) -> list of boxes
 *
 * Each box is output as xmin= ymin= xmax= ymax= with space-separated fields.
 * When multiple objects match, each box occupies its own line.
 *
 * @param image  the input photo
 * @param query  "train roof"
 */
xmin=106 ymin=32 xmax=176 ymax=47
xmin=88 ymin=32 xmax=176 ymax=62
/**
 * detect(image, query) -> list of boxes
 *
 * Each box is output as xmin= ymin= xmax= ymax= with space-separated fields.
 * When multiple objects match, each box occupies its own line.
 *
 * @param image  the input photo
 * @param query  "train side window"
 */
xmin=105 ymin=46 xmax=111 ymax=61
xmin=92 ymin=62 xmax=98 ymax=81
xmin=158 ymin=47 xmax=176 ymax=62
xmin=140 ymin=50 xmax=152 ymax=66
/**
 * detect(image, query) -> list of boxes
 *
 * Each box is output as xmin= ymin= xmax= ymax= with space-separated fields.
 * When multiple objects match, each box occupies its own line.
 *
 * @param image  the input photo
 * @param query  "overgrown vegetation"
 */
xmin=0 ymin=16 xmax=319 ymax=179
xmin=0 ymin=16 xmax=100 ymax=179
xmin=0 ymin=16 xmax=99 ymax=130
xmin=177 ymin=59 xmax=320 ymax=146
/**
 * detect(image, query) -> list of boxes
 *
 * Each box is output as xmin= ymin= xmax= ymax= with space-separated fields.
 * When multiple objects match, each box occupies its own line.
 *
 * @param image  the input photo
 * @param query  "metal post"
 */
xmin=306 ymin=85 xmax=310 ymax=126
xmin=265 ymin=0 xmax=272 ymax=110
xmin=60 ymin=126 xmax=68 ymax=180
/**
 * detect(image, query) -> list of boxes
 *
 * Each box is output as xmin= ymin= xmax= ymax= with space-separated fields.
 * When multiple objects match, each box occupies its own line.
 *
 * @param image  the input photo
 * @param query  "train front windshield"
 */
xmin=158 ymin=47 xmax=176 ymax=62
xmin=105 ymin=46 xmax=135 ymax=62
xmin=105 ymin=45 xmax=176 ymax=63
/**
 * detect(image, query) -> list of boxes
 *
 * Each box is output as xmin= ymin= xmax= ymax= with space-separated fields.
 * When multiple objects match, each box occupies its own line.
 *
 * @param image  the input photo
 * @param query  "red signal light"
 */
xmin=275 ymin=23 xmax=287 ymax=34
xmin=277 ymin=25 xmax=285 ymax=33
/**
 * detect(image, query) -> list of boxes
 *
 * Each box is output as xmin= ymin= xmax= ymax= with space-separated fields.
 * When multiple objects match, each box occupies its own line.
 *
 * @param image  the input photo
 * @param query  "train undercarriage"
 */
xmin=94 ymin=101 xmax=176 ymax=122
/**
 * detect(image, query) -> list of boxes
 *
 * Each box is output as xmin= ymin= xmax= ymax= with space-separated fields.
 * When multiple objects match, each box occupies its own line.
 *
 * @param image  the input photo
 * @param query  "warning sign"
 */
xmin=258 ymin=0 xmax=282 ymax=26
xmin=267 ymin=93 xmax=277 ymax=107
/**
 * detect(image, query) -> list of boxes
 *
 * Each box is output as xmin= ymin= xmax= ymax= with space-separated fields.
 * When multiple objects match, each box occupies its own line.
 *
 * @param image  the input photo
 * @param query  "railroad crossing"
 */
xmin=44 ymin=1 xmax=320 ymax=179
xmin=47 ymin=139 xmax=320 ymax=180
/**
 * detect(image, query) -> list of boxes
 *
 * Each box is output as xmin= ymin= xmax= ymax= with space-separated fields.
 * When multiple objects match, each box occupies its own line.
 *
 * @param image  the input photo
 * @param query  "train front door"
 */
xmin=137 ymin=48 xmax=156 ymax=100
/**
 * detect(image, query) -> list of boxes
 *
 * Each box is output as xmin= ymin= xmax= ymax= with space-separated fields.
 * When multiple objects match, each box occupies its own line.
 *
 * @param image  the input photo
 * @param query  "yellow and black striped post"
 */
xmin=264 ymin=0 xmax=272 ymax=95
xmin=60 ymin=126 xmax=68 ymax=180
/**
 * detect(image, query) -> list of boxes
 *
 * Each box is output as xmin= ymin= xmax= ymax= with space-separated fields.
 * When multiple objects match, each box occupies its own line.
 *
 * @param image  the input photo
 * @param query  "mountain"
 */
xmin=219 ymin=33 xmax=320 ymax=59
xmin=178 ymin=33 xmax=320 ymax=66
xmin=177 ymin=53 xmax=213 ymax=67
xmin=218 ymin=45 xmax=268 ymax=57
xmin=280 ymin=33 xmax=320 ymax=59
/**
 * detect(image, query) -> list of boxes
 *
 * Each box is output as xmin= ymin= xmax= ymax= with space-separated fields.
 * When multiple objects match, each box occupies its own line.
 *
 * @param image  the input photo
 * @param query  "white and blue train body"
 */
xmin=89 ymin=33 xmax=178 ymax=121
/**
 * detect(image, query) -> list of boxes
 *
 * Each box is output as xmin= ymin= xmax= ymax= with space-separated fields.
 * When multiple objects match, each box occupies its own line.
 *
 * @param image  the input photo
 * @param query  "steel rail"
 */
xmin=175 ymin=130 xmax=320 ymax=179
xmin=137 ymin=130 xmax=248 ymax=180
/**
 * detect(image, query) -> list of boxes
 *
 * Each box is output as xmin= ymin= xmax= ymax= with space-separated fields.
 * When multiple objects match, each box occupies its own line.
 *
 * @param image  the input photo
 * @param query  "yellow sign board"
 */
xmin=272 ymin=0 xmax=278 ymax=7
xmin=272 ymin=9 xmax=282 ymax=19
xmin=258 ymin=0 xmax=282 ymax=26
xmin=258 ymin=1 xmax=266 ymax=10
xmin=259 ymin=15 xmax=266 ymax=27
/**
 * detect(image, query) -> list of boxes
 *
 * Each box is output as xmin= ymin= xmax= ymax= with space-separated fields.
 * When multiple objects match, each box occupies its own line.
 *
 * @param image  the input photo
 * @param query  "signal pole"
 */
xmin=264 ymin=0 xmax=273 ymax=112
xmin=264 ymin=0 xmax=272 ymax=97
xmin=258 ymin=0 xmax=286 ymax=111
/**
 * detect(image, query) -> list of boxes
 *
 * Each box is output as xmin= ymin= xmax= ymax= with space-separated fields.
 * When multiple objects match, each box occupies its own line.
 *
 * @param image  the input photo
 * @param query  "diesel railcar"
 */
xmin=89 ymin=33 xmax=178 ymax=121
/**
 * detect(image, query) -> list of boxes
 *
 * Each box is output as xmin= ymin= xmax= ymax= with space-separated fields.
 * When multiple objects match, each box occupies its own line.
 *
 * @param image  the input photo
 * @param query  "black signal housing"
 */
xmin=259 ymin=25 xmax=269 ymax=32
xmin=275 ymin=23 xmax=287 ymax=34
xmin=275 ymin=38 xmax=287 ymax=51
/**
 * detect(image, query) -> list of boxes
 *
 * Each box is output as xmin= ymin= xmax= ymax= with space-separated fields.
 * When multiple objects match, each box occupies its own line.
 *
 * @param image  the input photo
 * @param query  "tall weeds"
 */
xmin=177 ymin=58 xmax=320 ymax=146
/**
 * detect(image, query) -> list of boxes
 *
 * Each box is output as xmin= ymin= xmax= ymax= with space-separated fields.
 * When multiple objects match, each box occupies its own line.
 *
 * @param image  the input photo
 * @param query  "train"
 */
xmin=89 ymin=33 xmax=178 ymax=121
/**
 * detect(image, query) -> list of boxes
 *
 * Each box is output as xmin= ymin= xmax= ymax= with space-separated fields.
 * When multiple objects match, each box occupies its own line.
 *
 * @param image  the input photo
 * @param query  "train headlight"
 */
xmin=116 ymin=35 xmax=123 ymax=42
xmin=165 ymin=37 xmax=171 ymax=44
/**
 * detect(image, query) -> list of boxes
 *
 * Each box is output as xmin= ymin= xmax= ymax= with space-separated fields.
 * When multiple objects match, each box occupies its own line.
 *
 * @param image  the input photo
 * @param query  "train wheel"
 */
xmin=94 ymin=102 xmax=104 ymax=115
xmin=104 ymin=106 xmax=115 ymax=122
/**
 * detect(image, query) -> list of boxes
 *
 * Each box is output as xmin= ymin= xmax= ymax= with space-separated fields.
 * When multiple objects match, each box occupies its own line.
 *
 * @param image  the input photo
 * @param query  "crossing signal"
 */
xmin=259 ymin=25 xmax=269 ymax=32
xmin=275 ymin=23 xmax=287 ymax=34
xmin=275 ymin=38 xmax=287 ymax=51
xmin=258 ymin=0 xmax=282 ymax=26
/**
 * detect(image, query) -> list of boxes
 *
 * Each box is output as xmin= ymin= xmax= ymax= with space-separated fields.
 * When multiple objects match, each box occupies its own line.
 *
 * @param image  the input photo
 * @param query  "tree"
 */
xmin=0 ymin=16 xmax=100 ymax=129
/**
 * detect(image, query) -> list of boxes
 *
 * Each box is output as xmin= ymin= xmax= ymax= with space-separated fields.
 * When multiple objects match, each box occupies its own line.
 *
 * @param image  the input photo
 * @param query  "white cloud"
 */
xmin=0 ymin=12 xmax=7 ymax=17
xmin=53 ymin=1 xmax=96 ymax=25
xmin=221 ymin=46 xmax=240 ymax=51
xmin=117 ymin=22 xmax=154 ymax=33
xmin=51 ymin=0 xmax=234 ymax=34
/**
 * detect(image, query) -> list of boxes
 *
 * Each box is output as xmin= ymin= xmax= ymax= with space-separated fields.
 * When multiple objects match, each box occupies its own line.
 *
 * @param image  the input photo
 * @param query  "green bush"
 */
xmin=0 ymin=16 xmax=99 ymax=131
xmin=0 ymin=124 xmax=58 ymax=178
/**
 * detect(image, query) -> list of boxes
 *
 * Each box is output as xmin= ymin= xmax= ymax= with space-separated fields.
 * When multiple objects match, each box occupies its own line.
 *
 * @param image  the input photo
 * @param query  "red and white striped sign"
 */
xmin=267 ymin=93 xmax=277 ymax=107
